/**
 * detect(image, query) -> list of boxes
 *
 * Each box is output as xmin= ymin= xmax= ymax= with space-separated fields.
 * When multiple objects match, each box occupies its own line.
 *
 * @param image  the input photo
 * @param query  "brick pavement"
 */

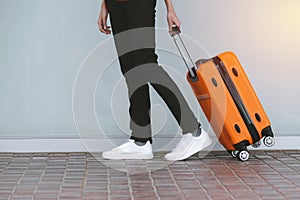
xmin=0 ymin=151 xmax=300 ymax=200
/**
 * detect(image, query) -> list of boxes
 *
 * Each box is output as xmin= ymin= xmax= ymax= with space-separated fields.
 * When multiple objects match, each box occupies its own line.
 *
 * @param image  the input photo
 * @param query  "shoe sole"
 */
xmin=102 ymin=153 xmax=153 ymax=160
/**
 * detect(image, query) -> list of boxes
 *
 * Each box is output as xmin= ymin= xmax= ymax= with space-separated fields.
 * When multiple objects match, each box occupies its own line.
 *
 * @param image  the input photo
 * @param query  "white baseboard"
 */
xmin=0 ymin=135 xmax=299 ymax=152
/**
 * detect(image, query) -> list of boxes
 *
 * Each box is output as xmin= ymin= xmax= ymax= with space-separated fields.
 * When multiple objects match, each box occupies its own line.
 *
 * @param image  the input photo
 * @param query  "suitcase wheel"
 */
xmin=237 ymin=150 xmax=250 ymax=162
xmin=263 ymin=136 xmax=275 ymax=147
xmin=227 ymin=150 xmax=238 ymax=158
xmin=251 ymin=140 xmax=261 ymax=148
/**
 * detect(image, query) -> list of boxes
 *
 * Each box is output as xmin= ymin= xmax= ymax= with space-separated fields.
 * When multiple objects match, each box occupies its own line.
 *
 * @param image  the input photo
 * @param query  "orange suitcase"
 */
xmin=171 ymin=27 xmax=275 ymax=161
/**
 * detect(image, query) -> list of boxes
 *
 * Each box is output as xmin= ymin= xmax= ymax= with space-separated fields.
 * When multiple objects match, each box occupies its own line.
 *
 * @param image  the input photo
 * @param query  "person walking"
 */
xmin=98 ymin=0 xmax=212 ymax=161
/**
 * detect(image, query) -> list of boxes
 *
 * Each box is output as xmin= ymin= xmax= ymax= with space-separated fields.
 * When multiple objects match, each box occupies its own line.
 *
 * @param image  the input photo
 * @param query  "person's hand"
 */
xmin=98 ymin=2 xmax=111 ymax=35
xmin=167 ymin=9 xmax=181 ymax=32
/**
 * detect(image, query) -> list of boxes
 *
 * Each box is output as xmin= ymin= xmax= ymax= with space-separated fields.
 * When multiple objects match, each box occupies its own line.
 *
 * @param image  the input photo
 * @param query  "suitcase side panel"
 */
xmin=212 ymin=56 xmax=261 ymax=144
xmin=218 ymin=52 xmax=271 ymax=138
xmin=187 ymin=61 xmax=253 ymax=150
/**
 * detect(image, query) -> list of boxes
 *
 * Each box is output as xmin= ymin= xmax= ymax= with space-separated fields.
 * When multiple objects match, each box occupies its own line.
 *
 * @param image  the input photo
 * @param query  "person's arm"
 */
xmin=97 ymin=0 xmax=111 ymax=34
xmin=164 ymin=0 xmax=181 ymax=31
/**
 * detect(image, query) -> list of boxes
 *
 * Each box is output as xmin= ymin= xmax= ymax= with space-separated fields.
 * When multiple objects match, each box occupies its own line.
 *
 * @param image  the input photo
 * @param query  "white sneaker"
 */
xmin=102 ymin=139 xmax=153 ymax=160
xmin=165 ymin=129 xmax=212 ymax=161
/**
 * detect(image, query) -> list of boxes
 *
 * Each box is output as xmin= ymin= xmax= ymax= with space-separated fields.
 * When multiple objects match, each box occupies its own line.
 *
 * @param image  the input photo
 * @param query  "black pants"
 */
xmin=106 ymin=0 xmax=200 ymax=143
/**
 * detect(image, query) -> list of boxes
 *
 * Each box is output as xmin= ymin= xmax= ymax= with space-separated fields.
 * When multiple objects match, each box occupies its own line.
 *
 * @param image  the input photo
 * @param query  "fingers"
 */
xmin=174 ymin=21 xmax=181 ymax=29
xmin=168 ymin=20 xmax=181 ymax=33
xmin=99 ymin=22 xmax=111 ymax=35
xmin=98 ymin=18 xmax=111 ymax=35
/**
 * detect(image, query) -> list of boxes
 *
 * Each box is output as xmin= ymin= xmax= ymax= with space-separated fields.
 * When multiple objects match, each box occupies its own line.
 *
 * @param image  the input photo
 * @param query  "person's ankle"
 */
xmin=130 ymin=136 xmax=152 ymax=146
xmin=191 ymin=125 xmax=202 ymax=137
xmin=134 ymin=141 xmax=147 ymax=146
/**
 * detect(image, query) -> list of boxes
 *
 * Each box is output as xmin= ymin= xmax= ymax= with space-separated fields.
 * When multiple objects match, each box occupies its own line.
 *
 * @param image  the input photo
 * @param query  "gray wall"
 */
xmin=0 ymin=0 xmax=101 ymax=138
xmin=0 ymin=0 xmax=300 ymax=150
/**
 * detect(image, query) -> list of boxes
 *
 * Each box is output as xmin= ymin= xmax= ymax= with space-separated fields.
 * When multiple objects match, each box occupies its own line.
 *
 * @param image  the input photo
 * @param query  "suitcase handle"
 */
xmin=170 ymin=26 xmax=197 ymax=78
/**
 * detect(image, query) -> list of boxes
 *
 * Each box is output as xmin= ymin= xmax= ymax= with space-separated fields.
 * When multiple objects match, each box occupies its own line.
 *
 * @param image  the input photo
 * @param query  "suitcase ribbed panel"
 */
xmin=217 ymin=52 xmax=272 ymax=138
xmin=188 ymin=60 xmax=253 ymax=150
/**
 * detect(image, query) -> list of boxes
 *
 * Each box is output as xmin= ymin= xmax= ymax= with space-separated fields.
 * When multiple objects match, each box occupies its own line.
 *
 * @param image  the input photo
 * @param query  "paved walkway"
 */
xmin=0 ymin=150 xmax=300 ymax=200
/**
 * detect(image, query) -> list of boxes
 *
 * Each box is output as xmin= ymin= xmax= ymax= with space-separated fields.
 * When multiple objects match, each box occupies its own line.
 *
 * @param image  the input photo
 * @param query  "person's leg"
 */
xmin=151 ymin=70 xmax=200 ymax=135
xmin=102 ymin=0 xmax=153 ymax=159
xmin=105 ymin=0 xmax=132 ymax=73
xmin=106 ymin=0 xmax=152 ymax=143
xmin=122 ymin=0 xmax=159 ymax=143
xmin=126 ymin=0 xmax=200 ymax=135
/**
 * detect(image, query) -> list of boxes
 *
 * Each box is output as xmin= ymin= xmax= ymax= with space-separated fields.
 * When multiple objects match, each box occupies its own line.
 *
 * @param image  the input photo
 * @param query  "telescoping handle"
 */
xmin=170 ymin=26 xmax=197 ymax=79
